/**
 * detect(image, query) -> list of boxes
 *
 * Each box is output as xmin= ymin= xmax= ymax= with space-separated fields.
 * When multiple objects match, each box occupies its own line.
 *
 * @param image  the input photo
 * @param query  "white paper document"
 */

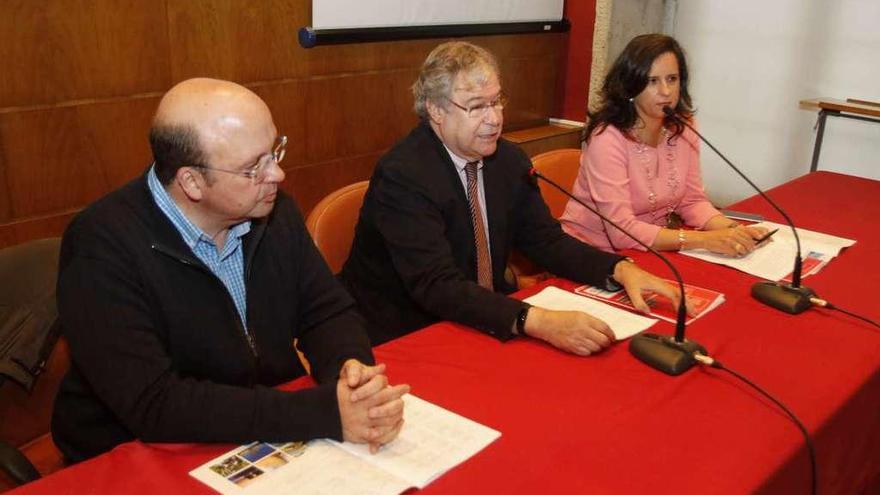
xmin=524 ymin=286 xmax=658 ymax=339
xmin=190 ymin=394 xmax=500 ymax=495
xmin=680 ymin=221 xmax=855 ymax=281
xmin=330 ymin=394 xmax=499 ymax=487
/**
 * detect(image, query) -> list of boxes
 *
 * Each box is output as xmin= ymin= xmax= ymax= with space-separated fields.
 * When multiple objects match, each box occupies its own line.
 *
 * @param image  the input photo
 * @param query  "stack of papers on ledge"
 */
xmin=190 ymin=394 xmax=500 ymax=495
xmin=680 ymin=221 xmax=855 ymax=281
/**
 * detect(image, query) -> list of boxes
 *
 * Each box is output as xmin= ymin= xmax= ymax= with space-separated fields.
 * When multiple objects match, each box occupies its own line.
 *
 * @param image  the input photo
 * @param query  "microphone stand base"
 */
xmin=629 ymin=333 xmax=707 ymax=376
xmin=751 ymin=281 xmax=816 ymax=314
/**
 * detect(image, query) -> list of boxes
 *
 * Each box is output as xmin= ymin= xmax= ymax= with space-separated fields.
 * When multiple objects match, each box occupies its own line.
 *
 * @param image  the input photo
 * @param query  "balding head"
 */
xmin=150 ymin=78 xmax=275 ymax=185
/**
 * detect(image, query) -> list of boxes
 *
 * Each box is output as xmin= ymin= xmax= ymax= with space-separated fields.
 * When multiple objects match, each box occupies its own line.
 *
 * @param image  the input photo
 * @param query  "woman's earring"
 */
xmin=628 ymin=97 xmax=634 ymax=103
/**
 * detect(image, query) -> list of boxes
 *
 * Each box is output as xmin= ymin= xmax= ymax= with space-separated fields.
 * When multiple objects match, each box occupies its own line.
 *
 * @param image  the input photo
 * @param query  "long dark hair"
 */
xmin=583 ymin=34 xmax=694 ymax=145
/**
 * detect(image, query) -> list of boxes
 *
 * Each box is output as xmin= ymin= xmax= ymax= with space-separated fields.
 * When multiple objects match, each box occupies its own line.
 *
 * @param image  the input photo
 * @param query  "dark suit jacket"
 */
xmin=340 ymin=123 xmax=623 ymax=345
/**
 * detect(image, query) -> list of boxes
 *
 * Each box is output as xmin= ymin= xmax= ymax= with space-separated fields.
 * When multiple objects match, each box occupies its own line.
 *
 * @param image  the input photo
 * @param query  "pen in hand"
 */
xmin=754 ymin=228 xmax=779 ymax=245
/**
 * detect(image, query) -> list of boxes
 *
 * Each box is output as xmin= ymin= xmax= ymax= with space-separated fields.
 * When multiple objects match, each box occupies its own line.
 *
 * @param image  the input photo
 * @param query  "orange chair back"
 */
xmin=506 ymin=148 xmax=582 ymax=289
xmin=305 ymin=181 xmax=370 ymax=274
xmin=531 ymin=148 xmax=581 ymax=219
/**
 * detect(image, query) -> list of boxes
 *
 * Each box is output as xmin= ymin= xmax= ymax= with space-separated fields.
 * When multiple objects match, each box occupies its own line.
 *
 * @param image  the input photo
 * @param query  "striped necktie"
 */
xmin=465 ymin=161 xmax=493 ymax=290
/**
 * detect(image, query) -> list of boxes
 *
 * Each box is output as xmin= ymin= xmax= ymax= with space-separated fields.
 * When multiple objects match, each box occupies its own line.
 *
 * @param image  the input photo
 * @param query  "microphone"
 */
xmin=528 ymin=168 xmax=706 ymax=376
xmin=662 ymin=106 xmax=816 ymax=314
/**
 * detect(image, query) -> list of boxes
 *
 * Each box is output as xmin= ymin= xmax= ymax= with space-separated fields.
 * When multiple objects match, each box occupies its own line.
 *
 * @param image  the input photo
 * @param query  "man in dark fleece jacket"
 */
xmin=52 ymin=78 xmax=408 ymax=462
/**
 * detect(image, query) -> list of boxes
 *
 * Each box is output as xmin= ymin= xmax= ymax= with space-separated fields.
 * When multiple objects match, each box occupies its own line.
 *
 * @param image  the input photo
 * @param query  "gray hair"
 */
xmin=412 ymin=41 xmax=500 ymax=120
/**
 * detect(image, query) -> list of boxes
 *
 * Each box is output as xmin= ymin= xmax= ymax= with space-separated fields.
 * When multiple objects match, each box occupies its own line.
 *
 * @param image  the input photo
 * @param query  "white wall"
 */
xmin=590 ymin=0 xmax=667 ymax=113
xmin=672 ymin=0 xmax=880 ymax=206
xmin=608 ymin=0 xmax=666 ymax=63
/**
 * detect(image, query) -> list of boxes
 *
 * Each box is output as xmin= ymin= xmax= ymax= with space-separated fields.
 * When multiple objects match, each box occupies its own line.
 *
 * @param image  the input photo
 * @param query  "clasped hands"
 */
xmin=336 ymin=359 xmax=410 ymax=453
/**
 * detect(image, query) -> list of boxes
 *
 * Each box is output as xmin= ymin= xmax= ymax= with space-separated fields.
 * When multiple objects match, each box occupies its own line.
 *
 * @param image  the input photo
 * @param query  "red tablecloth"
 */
xmin=11 ymin=172 xmax=880 ymax=494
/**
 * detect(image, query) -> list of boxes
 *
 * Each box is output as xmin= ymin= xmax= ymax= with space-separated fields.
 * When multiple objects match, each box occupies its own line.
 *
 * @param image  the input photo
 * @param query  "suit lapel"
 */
xmin=423 ymin=123 xmax=469 ymax=207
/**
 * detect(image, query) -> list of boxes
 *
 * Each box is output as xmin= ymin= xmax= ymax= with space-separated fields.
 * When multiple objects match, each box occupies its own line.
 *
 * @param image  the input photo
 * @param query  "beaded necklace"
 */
xmin=632 ymin=126 xmax=682 ymax=228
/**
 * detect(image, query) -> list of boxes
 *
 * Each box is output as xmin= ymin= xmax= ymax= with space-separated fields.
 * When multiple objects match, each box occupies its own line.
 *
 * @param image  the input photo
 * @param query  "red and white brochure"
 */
xmin=574 ymin=280 xmax=725 ymax=325
xmin=781 ymin=252 xmax=828 ymax=283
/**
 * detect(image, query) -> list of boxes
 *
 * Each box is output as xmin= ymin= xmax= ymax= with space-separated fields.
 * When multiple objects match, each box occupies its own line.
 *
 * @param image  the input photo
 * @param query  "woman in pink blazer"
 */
xmin=559 ymin=34 xmax=766 ymax=255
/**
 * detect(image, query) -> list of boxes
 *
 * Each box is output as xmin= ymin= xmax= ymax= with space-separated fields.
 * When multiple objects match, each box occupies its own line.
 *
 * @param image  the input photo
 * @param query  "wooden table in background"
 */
xmin=800 ymin=97 xmax=880 ymax=172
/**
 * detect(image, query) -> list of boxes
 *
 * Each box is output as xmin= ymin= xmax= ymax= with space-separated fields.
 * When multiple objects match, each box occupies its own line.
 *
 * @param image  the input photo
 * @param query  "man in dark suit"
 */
xmin=341 ymin=42 xmax=679 ymax=356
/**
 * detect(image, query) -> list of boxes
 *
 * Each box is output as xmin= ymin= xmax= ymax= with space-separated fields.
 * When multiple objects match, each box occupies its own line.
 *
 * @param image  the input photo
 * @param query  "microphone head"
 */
xmin=662 ymin=106 xmax=675 ymax=117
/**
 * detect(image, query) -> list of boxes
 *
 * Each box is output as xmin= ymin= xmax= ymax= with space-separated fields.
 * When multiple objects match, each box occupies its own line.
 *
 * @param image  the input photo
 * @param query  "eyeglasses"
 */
xmin=197 ymin=135 xmax=287 ymax=184
xmin=445 ymin=93 xmax=508 ymax=119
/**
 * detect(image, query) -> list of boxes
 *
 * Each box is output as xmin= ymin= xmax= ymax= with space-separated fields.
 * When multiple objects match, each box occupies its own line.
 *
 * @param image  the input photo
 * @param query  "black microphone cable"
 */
xmin=529 ymin=167 xmax=708 ymax=375
xmin=693 ymin=352 xmax=817 ymax=495
xmin=809 ymin=298 xmax=880 ymax=330
xmin=662 ymin=106 xmax=818 ymax=315
xmin=664 ymin=108 xmax=876 ymax=331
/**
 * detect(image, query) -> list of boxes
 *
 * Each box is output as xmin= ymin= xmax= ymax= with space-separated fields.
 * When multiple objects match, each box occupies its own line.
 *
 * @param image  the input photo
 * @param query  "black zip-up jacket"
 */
xmin=52 ymin=172 xmax=373 ymax=462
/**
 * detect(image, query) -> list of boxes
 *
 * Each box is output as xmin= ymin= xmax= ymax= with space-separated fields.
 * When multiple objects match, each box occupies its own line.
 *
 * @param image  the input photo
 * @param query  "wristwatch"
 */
xmin=516 ymin=303 xmax=531 ymax=336
xmin=605 ymin=257 xmax=635 ymax=292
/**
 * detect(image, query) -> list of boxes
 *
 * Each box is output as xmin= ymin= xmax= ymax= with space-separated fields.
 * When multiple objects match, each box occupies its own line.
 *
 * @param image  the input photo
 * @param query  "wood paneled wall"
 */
xmin=0 ymin=1 xmax=567 ymax=248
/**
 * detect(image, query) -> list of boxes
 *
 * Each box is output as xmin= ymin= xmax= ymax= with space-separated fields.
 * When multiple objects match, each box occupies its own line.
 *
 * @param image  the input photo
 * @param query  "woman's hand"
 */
xmin=691 ymin=225 xmax=769 ymax=256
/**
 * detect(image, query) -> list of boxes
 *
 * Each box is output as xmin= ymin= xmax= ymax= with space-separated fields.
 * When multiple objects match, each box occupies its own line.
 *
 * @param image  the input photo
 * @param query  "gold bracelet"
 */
xmin=678 ymin=229 xmax=686 ymax=251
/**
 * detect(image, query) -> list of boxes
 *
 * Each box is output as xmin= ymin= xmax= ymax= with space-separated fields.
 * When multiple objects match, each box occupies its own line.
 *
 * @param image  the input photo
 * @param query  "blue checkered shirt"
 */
xmin=147 ymin=166 xmax=251 ymax=328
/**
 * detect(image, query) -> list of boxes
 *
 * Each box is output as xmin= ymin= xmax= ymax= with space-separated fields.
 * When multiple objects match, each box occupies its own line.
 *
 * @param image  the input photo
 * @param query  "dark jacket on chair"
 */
xmin=0 ymin=238 xmax=61 ymax=391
